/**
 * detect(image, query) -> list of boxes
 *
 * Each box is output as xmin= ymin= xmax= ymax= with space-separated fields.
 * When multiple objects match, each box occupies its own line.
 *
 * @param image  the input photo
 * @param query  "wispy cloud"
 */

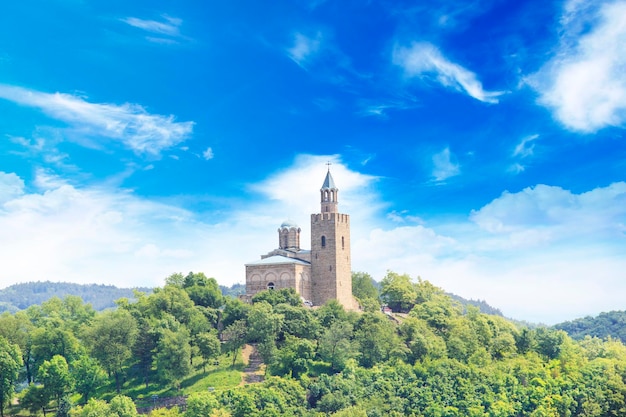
xmin=357 ymin=99 xmax=417 ymax=118
xmin=432 ymin=147 xmax=461 ymax=181
xmin=528 ymin=0 xmax=626 ymax=132
xmin=393 ymin=42 xmax=504 ymax=103
xmin=513 ymin=134 xmax=539 ymax=158
xmin=286 ymin=32 xmax=323 ymax=68
xmin=0 ymin=84 xmax=194 ymax=156
xmin=120 ymin=15 xmax=187 ymax=44
xmin=202 ymin=147 xmax=214 ymax=160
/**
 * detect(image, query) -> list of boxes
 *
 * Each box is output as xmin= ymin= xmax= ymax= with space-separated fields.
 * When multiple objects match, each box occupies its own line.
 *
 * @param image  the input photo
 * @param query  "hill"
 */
xmin=554 ymin=310 xmax=626 ymax=341
xmin=0 ymin=281 xmax=152 ymax=312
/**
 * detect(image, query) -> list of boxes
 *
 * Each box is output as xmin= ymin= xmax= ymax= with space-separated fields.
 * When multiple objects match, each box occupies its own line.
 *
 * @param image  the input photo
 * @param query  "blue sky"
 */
xmin=1 ymin=0 xmax=625 ymax=324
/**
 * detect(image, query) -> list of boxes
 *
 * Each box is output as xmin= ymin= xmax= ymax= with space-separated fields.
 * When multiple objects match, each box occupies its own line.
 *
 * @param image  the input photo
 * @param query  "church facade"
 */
xmin=245 ymin=170 xmax=355 ymax=309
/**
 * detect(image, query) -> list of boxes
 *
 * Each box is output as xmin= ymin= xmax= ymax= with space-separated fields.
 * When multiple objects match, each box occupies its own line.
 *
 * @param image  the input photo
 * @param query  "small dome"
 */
xmin=280 ymin=219 xmax=298 ymax=229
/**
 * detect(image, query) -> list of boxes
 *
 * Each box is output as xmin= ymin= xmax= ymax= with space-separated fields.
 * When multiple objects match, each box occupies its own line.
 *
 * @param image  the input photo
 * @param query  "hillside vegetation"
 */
xmin=0 ymin=281 xmax=152 ymax=313
xmin=554 ymin=310 xmax=626 ymax=342
xmin=1 ymin=271 xmax=626 ymax=417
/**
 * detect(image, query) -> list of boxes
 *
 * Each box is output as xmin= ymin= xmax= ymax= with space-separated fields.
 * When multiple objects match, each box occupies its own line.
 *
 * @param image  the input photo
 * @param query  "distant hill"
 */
xmin=220 ymin=283 xmax=246 ymax=298
xmin=446 ymin=293 xmax=503 ymax=316
xmin=554 ymin=310 xmax=626 ymax=341
xmin=0 ymin=281 xmax=152 ymax=313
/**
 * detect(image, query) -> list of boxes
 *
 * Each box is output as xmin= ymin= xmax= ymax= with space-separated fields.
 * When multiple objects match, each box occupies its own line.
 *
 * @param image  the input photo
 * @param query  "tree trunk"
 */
xmin=114 ymin=371 xmax=121 ymax=393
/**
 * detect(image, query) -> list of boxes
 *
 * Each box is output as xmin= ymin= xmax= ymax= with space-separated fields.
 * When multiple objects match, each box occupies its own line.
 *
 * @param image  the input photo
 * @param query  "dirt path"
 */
xmin=241 ymin=344 xmax=265 ymax=385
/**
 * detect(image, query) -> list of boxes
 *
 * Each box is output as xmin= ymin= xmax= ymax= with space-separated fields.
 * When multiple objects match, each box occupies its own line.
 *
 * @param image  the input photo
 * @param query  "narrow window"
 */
xmin=321 ymin=236 xmax=326 ymax=247
xmin=342 ymin=236 xmax=345 ymax=250
xmin=267 ymin=282 xmax=275 ymax=290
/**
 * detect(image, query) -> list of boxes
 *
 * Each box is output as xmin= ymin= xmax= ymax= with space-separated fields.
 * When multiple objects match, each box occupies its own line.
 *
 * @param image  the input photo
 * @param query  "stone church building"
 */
xmin=245 ymin=169 xmax=356 ymax=310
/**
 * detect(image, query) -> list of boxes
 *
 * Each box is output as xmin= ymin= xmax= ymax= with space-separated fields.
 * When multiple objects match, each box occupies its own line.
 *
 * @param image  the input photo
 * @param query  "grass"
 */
xmin=10 ymin=351 xmax=248 ymax=415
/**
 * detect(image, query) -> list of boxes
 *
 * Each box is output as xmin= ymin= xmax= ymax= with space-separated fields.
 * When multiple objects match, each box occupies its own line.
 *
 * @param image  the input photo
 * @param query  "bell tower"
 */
xmin=310 ymin=168 xmax=353 ymax=309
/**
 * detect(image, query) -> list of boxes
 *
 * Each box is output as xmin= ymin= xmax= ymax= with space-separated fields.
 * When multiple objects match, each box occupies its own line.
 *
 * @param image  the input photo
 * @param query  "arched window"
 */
xmin=267 ymin=282 xmax=275 ymax=290
xmin=321 ymin=236 xmax=326 ymax=248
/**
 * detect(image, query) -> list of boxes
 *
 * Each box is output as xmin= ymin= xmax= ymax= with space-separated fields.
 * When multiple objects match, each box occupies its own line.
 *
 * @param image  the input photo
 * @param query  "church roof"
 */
xmin=280 ymin=219 xmax=299 ymax=228
xmin=321 ymin=170 xmax=337 ymax=190
xmin=245 ymin=255 xmax=310 ymax=266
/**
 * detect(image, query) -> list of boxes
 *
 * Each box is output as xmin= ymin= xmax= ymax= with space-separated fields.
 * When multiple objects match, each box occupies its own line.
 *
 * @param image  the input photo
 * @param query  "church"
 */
xmin=244 ymin=169 xmax=356 ymax=310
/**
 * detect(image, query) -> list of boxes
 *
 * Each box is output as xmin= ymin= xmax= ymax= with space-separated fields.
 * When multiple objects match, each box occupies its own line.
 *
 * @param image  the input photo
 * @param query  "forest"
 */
xmin=1 ymin=271 xmax=626 ymax=417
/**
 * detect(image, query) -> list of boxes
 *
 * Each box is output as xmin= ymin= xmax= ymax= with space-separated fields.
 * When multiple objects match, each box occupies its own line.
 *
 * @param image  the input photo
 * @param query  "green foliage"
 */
xmin=196 ymin=331 xmax=221 ymax=373
xmin=72 ymin=355 xmax=107 ymax=402
xmin=251 ymin=288 xmax=301 ymax=307
xmin=156 ymin=328 xmax=192 ymax=389
xmin=554 ymin=310 xmax=626 ymax=341
xmin=182 ymin=272 xmax=224 ymax=309
xmin=0 ymin=336 xmax=22 ymax=417
xmin=380 ymin=271 xmax=416 ymax=312
xmin=0 ymin=282 xmax=152 ymax=313
xmin=223 ymin=320 xmax=247 ymax=366
xmin=185 ymin=392 xmax=220 ymax=417
xmin=83 ymin=309 xmax=137 ymax=393
xmin=318 ymin=322 xmax=356 ymax=372
xmin=352 ymin=272 xmax=379 ymax=300
xmin=109 ymin=395 xmax=138 ymax=417
xmin=7 ymin=271 xmax=626 ymax=417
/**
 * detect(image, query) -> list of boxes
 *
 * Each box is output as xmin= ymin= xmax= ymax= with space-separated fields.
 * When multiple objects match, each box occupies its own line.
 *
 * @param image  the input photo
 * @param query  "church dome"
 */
xmin=280 ymin=219 xmax=298 ymax=229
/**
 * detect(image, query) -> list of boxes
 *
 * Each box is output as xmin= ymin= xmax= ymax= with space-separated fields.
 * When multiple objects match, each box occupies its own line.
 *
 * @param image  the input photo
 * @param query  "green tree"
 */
xmin=183 ymin=272 xmax=224 ymax=309
xmin=19 ymin=384 xmax=50 ymax=416
xmin=185 ymin=392 xmax=220 ymax=417
xmin=73 ymin=398 xmax=111 ymax=417
xmin=72 ymin=355 xmax=107 ymax=403
xmin=31 ymin=320 xmax=81 ymax=370
xmin=0 ymin=336 xmax=22 ymax=417
xmin=196 ymin=331 xmax=221 ymax=373
xmin=354 ymin=312 xmax=399 ymax=367
xmin=251 ymin=288 xmax=301 ymax=307
xmin=352 ymin=272 xmax=379 ymax=301
xmin=156 ymin=328 xmax=192 ymax=390
xmin=380 ymin=271 xmax=416 ymax=312
xmin=84 ymin=309 xmax=137 ymax=393
xmin=246 ymin=302 xmax=283 ymax=344
xmin=55 ymin=395 xmax=71 ymax=417
xmin=109 ymin=395 xmax=138 ymax=417
xmin=39 ymin=355 xmax=74 ymax=406
xmin=223 ymin=320 xmax=247 ymax=366
xmin=318 ymin=322 xmax=356 ymax=372
xmin=0 ymin=311 xmax=34 ymax=382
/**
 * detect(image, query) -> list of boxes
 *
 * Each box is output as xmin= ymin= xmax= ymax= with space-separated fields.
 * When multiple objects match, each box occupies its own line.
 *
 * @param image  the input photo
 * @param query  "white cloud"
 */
xmin=0 ymin=172 xmax=25 ymax=204
xmin=0 ymin=84 xmax=194 ymax=156
xmin=529 ymin=0 xmax=626 ymax=132
xmin=432 ymin=147 xmax=460 ymax=181
xmin=287 ymin=32 xmax=322 ymax=68
xmin=513 ymin=134 xmax=539 ymax=158
xmin=1 ymin=160 xmax=624 ymax=324
xmin=121 ymin=15 xmax=182 ymax=37
xmin=353 ymin=182 xmax=626 ymax=323
xmin=393 ymin=42 xmax=504 ymax=103
xmin=202 ymin=147 xmax=214 ymax=160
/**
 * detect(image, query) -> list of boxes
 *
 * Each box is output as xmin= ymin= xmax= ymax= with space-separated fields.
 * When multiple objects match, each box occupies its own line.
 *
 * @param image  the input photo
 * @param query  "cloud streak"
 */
xmin=0 ymin=84 xmax=194 ymax=156
xmin=393 ymin=42 xmax=504 ymax=103
xmin=529 ymin=0 xmax=626 ymax=132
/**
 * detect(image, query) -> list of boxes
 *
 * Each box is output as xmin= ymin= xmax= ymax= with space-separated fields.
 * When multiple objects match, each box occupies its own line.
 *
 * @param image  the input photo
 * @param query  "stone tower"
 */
xmin=310 ymin=169 xmax=353 ymax=308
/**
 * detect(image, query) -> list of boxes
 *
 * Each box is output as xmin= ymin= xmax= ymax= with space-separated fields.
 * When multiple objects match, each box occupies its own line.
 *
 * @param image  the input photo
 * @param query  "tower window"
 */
xmin=342 ymin=236 xmax=345 ymax=250
xmin=321 ymin=236 xmax=326 ymax=247
xmin=267 ymin=282 xmax=275 ymax=290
